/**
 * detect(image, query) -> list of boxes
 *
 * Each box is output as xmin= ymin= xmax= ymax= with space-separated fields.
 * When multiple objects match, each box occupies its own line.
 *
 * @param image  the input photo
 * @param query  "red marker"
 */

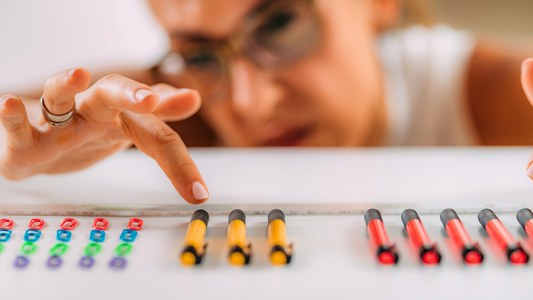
xmin=364 ymin=209 xmax=399 ymax=264
xmin=517 ymin=208 xmax=533 ymax=238
xmin=440 ymin=209 xmax=483 ymax=264
xmin=478 ymin=209 xmax=528 ymax=264
xmin=401 ymin=209 xmax=441 ymax=264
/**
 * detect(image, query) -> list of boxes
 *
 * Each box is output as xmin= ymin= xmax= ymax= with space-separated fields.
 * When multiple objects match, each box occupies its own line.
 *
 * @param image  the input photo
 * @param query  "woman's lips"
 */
xmin=263 ymin=126 xmax=313 ymax=147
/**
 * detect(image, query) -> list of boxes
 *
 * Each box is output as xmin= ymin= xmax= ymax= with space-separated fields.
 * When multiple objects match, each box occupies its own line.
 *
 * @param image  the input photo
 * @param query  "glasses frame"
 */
xmin=152 ymin=0 xmax=322 ymax=105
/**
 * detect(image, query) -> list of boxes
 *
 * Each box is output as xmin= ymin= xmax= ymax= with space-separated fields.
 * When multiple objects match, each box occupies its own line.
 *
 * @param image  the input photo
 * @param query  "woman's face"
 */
xmin=150 ymin=0 xmax=393 ymax=146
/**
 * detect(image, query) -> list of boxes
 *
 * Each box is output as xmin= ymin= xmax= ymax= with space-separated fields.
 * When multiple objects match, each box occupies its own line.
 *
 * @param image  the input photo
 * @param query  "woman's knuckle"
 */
xmin=94 ymin=74 xmax=122 ymax=90
xmin=173 ymin=157 xmax=194 ymax=171
xmin=152 ymin=127 xmax=179 ymax=146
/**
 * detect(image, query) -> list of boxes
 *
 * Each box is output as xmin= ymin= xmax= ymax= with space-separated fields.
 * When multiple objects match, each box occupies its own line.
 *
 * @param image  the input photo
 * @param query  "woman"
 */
xmin=1 ymin=0 xmax=533 ymax=205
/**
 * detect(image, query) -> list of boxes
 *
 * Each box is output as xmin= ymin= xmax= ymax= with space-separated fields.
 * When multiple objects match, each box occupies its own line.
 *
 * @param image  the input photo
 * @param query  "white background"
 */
xmin=0 ymin=0 xmax=168 ymax=94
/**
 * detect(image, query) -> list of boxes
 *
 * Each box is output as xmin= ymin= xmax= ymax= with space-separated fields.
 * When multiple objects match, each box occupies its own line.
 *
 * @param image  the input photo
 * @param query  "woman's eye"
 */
xmin=257 ymin=11 xmax=295 ymax=35
xmin=185 ymin=53 xmax=220 ymax=69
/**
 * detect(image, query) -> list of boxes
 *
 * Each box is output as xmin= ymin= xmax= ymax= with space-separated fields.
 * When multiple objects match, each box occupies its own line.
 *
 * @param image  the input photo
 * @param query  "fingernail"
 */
xmin=527 ymin=164 xmax=533 ymax=178
xmin=192 ymin=181 xmax=209 ymax=200
xmin=135 ymin=89 xmax=155 ymax=102
xmin=68 ymin=68 xmax=77 ymax=78
xmin=177 ymin=88 xmax=193 ymax=95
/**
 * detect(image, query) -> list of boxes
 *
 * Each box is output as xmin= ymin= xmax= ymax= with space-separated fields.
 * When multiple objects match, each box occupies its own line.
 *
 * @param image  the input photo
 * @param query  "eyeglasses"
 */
xmin=152 ymin=0 xmax=322 ymax=107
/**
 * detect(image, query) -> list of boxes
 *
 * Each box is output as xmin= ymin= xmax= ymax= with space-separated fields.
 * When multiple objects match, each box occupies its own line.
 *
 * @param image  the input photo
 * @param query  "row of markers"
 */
xmin=180 ymin=209 xmax=292 ymax=267
xmin=0 ymin=217 xmax=144 ymax=269
xmin=365 ymin=208 xmax=533 ymax=265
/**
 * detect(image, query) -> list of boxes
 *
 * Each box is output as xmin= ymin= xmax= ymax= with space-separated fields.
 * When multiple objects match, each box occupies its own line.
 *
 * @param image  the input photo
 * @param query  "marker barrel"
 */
xmin=268 ymin=209 xmax=292 ymax=265
xmin=181 ymin=209 xmax=209 ymax=266
xmin=478 ymin=209 xmax=528 ymax=264
xmin=364 ymin=209 xmax=399 ymax=264
xmin=227 ymin=209 xmax=251 ymax=266
xmin=401 ymin=209 xmax=441 ymax=264
xmin=440 ymin=209 xmax=483 ymax=264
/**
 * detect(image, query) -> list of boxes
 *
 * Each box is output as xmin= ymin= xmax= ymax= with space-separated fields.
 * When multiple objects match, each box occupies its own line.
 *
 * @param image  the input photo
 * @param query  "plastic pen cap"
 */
xmin=478 ymin=209 xmax=498 ymax=230
xmin=229 ymin=209 xmax=246 ymax=225
xmin=191 ymin=209 xmax=209 ymax=225
xmin=268 ymin=209 xmax=285 ymax=224
xmin=517 ymin=208 xmax=533 ymax=229
xmin=401 ymin=209 xmax=420 ymax=227
xmin=440 ymin=208 xmax=460 ymax=227
xmin=364 ymin=209 xmax=383 ymax=226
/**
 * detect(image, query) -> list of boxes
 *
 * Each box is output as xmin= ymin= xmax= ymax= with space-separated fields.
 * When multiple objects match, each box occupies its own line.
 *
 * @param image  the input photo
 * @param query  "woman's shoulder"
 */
xmin=378 ymin=25 xmax=478 ymax=146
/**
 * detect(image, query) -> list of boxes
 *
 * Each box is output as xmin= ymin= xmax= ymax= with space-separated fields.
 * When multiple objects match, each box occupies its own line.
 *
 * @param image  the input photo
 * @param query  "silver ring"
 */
xmin=40 ymin=95 xmax=76 ymax=126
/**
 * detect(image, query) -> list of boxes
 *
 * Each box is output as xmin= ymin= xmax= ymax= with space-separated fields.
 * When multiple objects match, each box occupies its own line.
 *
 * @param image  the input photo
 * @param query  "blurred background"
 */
xmin=0 ymin=0 xmax=532 ymax=94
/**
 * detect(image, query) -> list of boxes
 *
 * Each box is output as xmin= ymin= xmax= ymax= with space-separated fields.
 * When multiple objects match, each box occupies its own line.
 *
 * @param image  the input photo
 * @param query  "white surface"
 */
xmin=0 ymin=213 xmax=532 ymax=300
xmin=0 ymin=148 xmax=532 ymax=206
xmin=1 ymin=148 xmax=533 ymax=299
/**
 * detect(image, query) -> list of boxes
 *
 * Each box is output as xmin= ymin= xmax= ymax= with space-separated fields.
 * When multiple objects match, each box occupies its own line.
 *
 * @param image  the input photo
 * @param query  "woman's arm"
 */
xmin=467 ymin=40 xmax=533 ymax=145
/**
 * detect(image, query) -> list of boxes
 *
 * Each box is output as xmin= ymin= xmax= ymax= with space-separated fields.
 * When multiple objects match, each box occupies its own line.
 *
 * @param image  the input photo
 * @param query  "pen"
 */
xmin=401 ymin=209 xmax=441 ymax=264
xmin=364 ymin=208 xmax=399 ymax=264
xmin=227 ymin=209 xmax=251 ymax=266
xmin=180 ymin=209 xmax=209 ymax=266
xmin=478 ymin=208 xmax=528 ymax=264
xmin=268 ymin=209 xmax=292 ymax=265
xmin=440 ymin=209 xmax=483 ymax=264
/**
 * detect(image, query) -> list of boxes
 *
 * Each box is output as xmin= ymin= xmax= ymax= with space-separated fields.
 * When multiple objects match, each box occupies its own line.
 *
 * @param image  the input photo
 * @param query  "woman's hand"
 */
xmin=521 ymin=58 xmax=533 ymax=179
xmin=0 ymin=68 xmax=209 ymax=204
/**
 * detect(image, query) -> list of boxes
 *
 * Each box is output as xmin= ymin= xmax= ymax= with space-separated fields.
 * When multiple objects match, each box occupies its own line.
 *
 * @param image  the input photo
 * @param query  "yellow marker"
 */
xmin=227 ymin=209 xmax=251 ymax=266
xmin=268 ymin=209 xmax=292 ymax=266
xmin=180 ymin=209 xmax=209 ymax=266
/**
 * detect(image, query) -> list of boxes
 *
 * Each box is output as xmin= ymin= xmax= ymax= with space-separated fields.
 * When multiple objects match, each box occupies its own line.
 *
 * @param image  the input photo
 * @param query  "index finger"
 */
xmin=119 ymin=111 xmax=209 ymax=204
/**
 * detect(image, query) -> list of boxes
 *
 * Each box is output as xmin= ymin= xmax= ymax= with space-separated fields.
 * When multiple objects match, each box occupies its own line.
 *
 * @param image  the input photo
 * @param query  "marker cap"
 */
xmin=268 ymin=209 xmax=285 ymax=224
xmin=440 ymin=208 xmax=460 ymax=227
xmin=191 ymin=209 xmax=209 ymax=226
xmin=401 ymin=209 xmax=420 ymax=227
xmin=364 ymin=209 xmax=383 ymax=226
xmin=229 ymin=209 xmax=246 ymax=224
xmin=478 ymin=209 xmax=498 ymax=229
xmin=517 ymin=208 xmax=533 ymax=230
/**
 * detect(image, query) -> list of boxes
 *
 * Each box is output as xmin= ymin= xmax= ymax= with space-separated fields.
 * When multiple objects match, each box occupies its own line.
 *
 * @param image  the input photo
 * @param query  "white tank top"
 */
xmin=377 ymin=25 xmax=479 ymax=146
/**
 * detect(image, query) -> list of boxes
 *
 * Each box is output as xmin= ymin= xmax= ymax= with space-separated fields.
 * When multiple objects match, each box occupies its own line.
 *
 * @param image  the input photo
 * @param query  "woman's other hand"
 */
xmin=0 ymin=68 xmax=209 ymax=204
xmin=521 ymin=58 xmax=533 ymax=179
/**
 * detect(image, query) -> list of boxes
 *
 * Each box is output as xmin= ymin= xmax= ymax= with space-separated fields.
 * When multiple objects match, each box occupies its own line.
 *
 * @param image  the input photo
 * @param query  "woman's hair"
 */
xmin=400 ymin=0 xmax=435 ymax=27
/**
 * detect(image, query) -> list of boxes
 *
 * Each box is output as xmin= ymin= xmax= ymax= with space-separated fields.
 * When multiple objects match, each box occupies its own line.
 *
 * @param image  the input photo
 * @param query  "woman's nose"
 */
xmin=229 ymin=57 xmax=285 ymax=123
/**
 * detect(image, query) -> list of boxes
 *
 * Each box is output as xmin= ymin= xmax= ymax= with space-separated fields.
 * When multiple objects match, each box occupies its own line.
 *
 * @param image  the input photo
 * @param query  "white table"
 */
xmin=1 ymin=148 xmax=533 ymax=299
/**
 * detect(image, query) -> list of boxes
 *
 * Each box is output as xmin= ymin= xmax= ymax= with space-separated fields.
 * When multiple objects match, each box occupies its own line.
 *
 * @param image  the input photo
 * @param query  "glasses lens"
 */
xmin=244 ymin=1 xmax=320 ymax=66
xmin=157 ymin=49 xmax=226 ymax=102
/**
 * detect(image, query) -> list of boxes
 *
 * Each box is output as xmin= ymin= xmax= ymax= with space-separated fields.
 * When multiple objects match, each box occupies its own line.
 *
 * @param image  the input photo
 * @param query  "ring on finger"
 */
xmin=40 ymin=95 xmax=76 ymax=126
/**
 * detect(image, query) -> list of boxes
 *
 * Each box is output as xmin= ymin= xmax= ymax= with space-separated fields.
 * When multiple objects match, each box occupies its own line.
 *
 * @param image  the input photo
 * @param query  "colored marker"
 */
xmin=364 ymin=209 xmax=399 ymax=264
xmin=440 ymin=209 xmax=483 ymax=264
xmin=227 ymin=209 xmax=251 ymax=266
xmin=478 ymin=208 xmax=528 ymax=264
xmin=180 ymin=209 xmax=209 ymax=266
xmin=517 ymin=208 xmax=533 ymax=238
xmin=268 ymin=209 xmax=292 ymax=266
xmin=401 ymin=209 xmax=441 ymax=264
